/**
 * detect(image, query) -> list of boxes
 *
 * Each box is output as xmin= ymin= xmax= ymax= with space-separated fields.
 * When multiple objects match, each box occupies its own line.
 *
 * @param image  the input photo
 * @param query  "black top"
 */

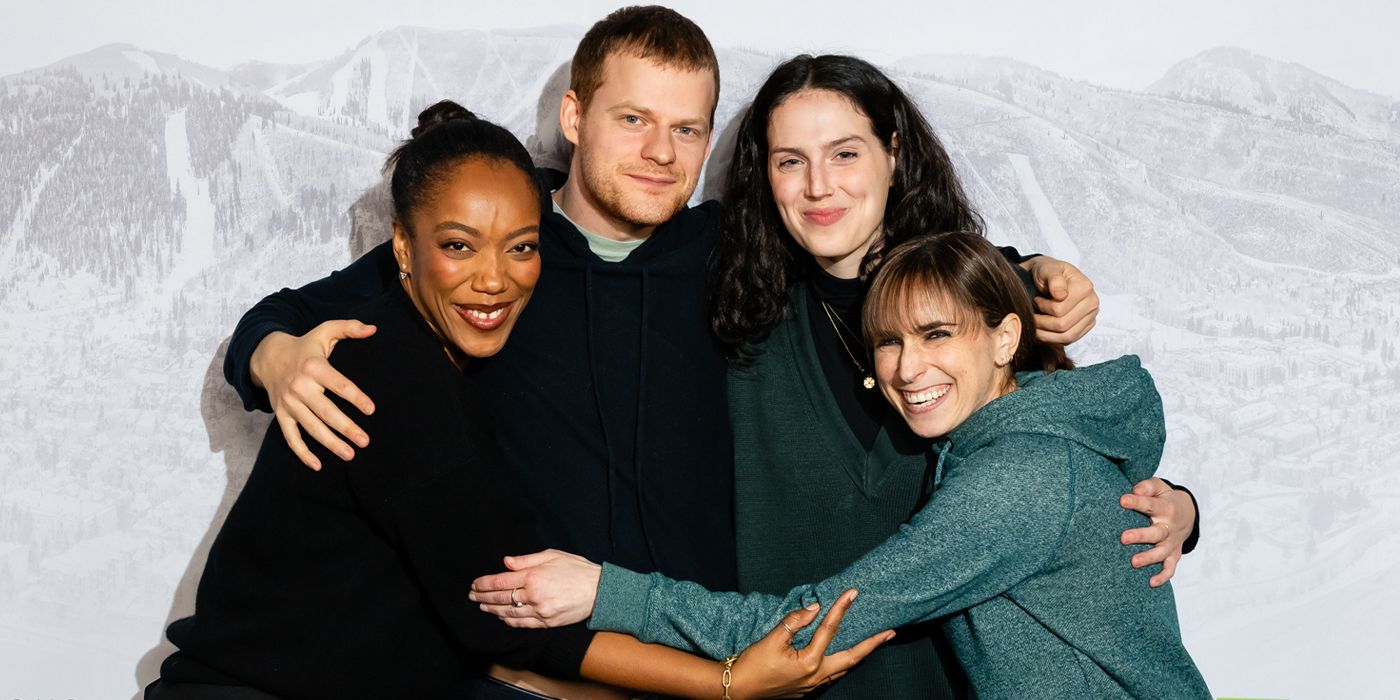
xmin=804 ymin=264 xmax=887 ymax=451
xmin=163 ymin=285 xmax=594 ymax=699
xmin=223 ymin=169 xmax=738 ymax=591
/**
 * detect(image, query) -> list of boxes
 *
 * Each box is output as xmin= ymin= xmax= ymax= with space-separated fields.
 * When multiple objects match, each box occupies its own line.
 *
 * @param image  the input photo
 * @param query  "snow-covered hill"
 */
xmin=1 ymin=33 xmax=1396 ymax=700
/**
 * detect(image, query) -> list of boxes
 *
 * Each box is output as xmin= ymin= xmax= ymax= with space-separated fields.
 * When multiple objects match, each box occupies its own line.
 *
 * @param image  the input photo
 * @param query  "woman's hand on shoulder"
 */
xmin=469 ymin=549 xmax=601 ymax=628
xmin=1120 ymin=477 xmax=1197 ymax=587
xmin=249 ymin=320 xmax=377 ymax=470
xmin=727 ymin=589 xmax=892 ymax=699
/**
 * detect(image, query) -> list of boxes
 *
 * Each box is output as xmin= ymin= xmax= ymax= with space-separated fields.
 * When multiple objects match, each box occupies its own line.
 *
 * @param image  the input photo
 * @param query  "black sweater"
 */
xmin=163 ymin=286 xmax=594 ymax=699
xmin=224 ymin=169 xmax=738 ymax=590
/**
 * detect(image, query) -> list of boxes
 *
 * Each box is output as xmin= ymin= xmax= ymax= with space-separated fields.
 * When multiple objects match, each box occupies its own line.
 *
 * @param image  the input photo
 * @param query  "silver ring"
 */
xmin=510 ymin=588 xmax=525 ymax=608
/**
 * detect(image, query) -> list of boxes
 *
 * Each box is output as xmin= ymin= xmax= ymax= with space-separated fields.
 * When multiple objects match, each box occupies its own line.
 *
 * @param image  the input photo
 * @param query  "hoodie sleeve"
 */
xmin=589 ymin=433 xmax=1076 ymax=658
xmin=223 ymin=242 xmax=399 ymax=412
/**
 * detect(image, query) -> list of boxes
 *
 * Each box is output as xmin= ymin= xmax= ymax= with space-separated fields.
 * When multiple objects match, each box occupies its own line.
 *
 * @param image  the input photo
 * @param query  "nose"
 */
xmin=640 ymin=127 xmax=676 ymax=166
xmin=471 ymin=251 xmax=508 ymax=295
xmin=895 ymin=343 xmax=927 ymax=385
xmin=804 ymin=162 xmax=832 ymax=200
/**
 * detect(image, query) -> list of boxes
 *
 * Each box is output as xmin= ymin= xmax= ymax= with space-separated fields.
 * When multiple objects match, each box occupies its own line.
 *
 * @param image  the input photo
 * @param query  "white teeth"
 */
xmin=903 ymin=386 xmax=949 ymax=405
xmin=465 ymin=307 xmax=506 ymax=321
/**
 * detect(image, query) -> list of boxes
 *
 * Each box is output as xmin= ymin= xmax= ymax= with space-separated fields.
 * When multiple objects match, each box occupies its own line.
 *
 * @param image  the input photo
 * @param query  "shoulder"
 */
xmin=328 ymin=289 xmax=452 ymax=399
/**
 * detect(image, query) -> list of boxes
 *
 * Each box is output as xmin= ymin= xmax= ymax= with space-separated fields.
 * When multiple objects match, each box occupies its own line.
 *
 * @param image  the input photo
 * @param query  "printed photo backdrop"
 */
xmin=0 ymin=3 xmax=1396 ymax=698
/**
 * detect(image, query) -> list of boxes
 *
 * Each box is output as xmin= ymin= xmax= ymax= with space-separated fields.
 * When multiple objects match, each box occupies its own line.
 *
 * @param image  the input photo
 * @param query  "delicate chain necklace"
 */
xmin=819 ymin=299 xmax=876 ymax=390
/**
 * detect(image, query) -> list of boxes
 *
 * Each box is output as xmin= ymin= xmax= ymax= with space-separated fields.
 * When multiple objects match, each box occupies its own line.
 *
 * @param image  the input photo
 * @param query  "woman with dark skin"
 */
xmin=146 ymin=102 xmax=885 ymax=700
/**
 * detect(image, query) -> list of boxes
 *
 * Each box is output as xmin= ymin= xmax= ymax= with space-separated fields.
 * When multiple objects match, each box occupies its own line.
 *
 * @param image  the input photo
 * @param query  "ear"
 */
xmin=391 ymin=220 xmax=413 ymax=275
xmin=992 ymin=312 xmax=1022 ymax=367
xmin=887 ymin=131 xmax=900 ymax=176
xmin=559 ymin=89 xmax=583 ymax=147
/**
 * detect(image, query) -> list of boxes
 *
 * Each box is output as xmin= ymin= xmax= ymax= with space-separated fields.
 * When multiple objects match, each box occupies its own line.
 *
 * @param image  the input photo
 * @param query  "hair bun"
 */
xmin=411 ymin=100 xmax=477 ymax=138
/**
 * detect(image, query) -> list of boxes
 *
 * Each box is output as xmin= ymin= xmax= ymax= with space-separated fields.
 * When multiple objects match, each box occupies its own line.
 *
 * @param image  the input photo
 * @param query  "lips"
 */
xmin=626 ymin=172 xmax=678 ymax=189
xmin=802 ymin=207 xmax=847 ymax=226
xmin=454 ymin=300 xmax=515 ymax=331
xmin=900 ymin=384 xmax=950 ymax=414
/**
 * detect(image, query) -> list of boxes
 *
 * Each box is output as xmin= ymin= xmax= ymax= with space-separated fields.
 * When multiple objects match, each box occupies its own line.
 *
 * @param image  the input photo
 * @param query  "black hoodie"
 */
xmin=224 ymin=169 xmax=737 ymax=590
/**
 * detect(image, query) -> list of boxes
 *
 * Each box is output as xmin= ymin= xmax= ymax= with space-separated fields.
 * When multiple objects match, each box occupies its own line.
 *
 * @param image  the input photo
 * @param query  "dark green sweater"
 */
xmin=593 ymin=356 xmax=1210 ymax=699
xmin=731 ymin=285 xmax=961 ymax=699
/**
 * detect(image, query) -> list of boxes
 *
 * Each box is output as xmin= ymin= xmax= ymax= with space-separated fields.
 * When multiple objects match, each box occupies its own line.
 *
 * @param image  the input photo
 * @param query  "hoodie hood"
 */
xmin=944 ymin=355 xmax=1166 ymax=485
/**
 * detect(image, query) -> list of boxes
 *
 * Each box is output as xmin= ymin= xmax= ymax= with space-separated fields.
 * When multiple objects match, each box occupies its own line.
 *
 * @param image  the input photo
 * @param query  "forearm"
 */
xmin=580 ymin=632 xmax=724 ymax=699
xmin=592 ymin=439 xmax=1072 ymax=657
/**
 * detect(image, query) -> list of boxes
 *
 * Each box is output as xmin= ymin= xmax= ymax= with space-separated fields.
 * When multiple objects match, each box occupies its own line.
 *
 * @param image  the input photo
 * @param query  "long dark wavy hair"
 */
xmin=710 ymin=54 xmax=984 ymax=361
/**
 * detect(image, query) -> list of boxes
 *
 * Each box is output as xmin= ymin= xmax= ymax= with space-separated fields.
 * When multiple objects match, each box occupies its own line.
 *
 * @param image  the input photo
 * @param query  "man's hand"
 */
xmin=1020 ymin=256 xmax=1099 ymax=345
xmin=1120 ymin=477 xmax=1197 ymax=587
xmin=249 ymin=320 xmax=377 ymax=470
xmin=469 ymin=549 xmax=602 ymax=628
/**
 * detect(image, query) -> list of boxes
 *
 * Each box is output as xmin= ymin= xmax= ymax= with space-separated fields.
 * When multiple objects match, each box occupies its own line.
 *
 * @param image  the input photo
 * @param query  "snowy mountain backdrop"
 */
xmin=1 ymin=26 xmax=1396 ymax=699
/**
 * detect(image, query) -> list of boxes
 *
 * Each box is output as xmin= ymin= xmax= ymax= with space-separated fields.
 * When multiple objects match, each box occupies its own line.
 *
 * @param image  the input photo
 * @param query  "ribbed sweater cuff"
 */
xmin=588 ymin=562 xmax=652 ymax=636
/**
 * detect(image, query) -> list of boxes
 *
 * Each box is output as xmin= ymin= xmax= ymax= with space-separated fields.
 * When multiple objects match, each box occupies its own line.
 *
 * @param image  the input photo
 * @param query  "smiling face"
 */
xmin=871 ymin=292 xmax=1020 ymax=438
xmin=392 ymin=158 xmax=542 ymax=361
xmin=560 ymin=53 xmax=716 ymax=238
xmin=766 ymin=89 xmax=897 ymax=279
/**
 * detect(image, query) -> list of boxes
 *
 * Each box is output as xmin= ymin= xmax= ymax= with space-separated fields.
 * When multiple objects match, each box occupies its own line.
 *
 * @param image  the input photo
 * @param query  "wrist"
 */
xmin=249 ymin=331 xmax=291 ymax=390
xmin=720 ymin=653 xmax=740 ymax=700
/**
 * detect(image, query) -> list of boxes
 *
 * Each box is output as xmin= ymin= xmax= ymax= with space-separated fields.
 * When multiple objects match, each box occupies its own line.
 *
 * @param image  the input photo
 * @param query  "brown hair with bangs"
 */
xmin=570 ymin=5 xmax=720 ymax=114
xmin=863 ymin=232 xmax=1073 ymax=374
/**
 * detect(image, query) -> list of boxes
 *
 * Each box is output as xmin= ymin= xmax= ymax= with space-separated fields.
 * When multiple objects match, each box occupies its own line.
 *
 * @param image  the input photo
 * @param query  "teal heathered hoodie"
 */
xmin=591 ymin=356 xmax=1210 ymax=699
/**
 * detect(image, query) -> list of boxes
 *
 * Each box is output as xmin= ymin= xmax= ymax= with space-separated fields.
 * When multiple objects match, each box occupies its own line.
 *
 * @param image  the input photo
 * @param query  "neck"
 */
xmin=814 ymin=252 xmax=863 ymax=280
xmin=554 ymin=174 xmax=656 ymax=242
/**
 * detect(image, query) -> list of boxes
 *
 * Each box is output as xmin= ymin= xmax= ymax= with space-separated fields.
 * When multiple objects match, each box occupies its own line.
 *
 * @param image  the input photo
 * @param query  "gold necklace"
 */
xmin=819 ymin=299 xmax=876 ymax=390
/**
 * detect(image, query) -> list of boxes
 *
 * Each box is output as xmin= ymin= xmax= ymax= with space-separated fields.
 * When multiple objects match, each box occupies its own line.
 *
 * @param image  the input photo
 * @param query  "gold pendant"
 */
xmin=863 ymin=376 xmax=876 ymax=390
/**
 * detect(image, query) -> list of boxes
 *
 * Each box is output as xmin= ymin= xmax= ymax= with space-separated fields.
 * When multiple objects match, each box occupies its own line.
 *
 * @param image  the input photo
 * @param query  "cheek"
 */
xmin=511 ymin=258 xmax=542 ymax=292
xmin=768 ymin=177 xmax=803 ymax=228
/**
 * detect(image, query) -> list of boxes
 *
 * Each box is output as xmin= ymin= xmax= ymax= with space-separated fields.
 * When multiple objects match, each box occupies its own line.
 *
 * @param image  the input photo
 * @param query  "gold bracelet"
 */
xmin=720 ymin=653 xmax=740 ymax=700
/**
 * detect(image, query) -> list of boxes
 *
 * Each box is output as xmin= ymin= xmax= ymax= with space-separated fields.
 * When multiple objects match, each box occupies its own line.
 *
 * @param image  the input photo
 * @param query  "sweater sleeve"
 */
xmin=223 ymin=242 xmax=399 ymax=412
xmin=315 ymin=334 xmax=595 ymax=678
xmin=590 ymin=435 xmax=1074 ymax=659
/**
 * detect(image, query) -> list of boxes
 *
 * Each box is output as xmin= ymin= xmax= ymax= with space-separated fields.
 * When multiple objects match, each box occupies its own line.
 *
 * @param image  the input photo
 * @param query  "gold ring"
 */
xmin=782 ymin=621 xmax=795 ymax=636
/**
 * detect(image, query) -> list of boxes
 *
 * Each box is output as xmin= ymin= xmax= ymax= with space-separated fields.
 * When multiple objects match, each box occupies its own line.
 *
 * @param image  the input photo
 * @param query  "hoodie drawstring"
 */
xmin=583 ymin=264 xmax=619 ymax=554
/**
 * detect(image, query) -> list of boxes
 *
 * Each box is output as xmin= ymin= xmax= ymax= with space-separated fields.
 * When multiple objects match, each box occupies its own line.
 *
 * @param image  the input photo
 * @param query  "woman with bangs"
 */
xmin=474 ymin=231 xmax=1211 ymax=698
xmin=473 ymin=54 xmax=1203 ymax=698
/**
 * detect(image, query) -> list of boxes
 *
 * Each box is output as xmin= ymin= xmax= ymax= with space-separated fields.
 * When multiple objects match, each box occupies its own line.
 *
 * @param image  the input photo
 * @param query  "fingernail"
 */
xmin=339 ymin=449 xmax=353 ymax=460
xmin=310 ymin=460 xmax=322 ymax=471
xmin=355 ymin=433 xmax=369 ymax=447
xmin=805 ymin=603 xmax=820 ymax=611
xmin=849 ymin=590 xmax=859 ymax=602
xmin=363 ymin=403 xmax=375 ymax=415
xmin=884 ymin=630 xmax=896 ymax=641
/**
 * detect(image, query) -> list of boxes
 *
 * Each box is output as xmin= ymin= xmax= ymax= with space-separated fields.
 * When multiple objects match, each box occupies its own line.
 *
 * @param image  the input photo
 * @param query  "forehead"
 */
xmin=767 ymin=89 xmax=878 ymax=147
xmin=872 ymin=280 xmax=973 ymax=335
xmin=413 ymin=159 xmax=539 ymax=223
xmin=591 ymin=53 xmax=718 ymax=121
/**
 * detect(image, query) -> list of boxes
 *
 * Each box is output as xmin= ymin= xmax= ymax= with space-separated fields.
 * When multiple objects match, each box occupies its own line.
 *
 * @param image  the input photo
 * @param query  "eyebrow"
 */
xmin=914 ymin=320 xmax=957 ymax=333
xmin=770 ymin=135 xmax=868 ymax=158
xmin=432 ymin=222 xmax=540 ymax=239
